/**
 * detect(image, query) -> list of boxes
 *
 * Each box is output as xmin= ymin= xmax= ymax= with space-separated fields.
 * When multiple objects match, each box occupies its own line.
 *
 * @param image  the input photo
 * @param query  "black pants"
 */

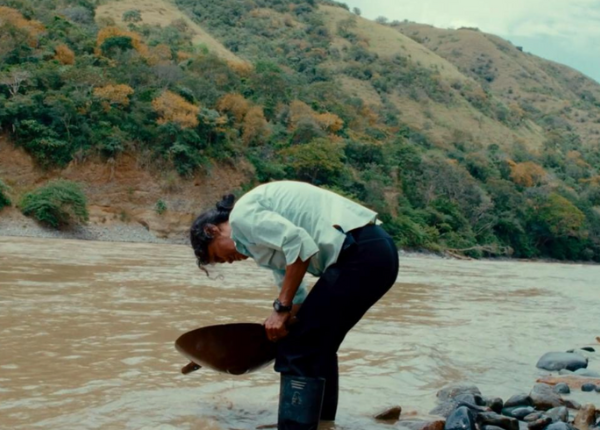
xmin=275 ymin=224 xmax=399 ymax=420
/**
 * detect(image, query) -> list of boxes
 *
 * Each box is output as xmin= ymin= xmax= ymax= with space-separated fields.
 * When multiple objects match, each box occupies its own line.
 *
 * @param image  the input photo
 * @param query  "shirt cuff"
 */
xmin=283 ymin=228 xmax=319 ymax=265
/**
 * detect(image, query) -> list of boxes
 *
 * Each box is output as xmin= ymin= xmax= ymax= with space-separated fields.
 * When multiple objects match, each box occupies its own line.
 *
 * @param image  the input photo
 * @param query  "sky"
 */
xmin=342 ymin=0 xmax=600 ymax=84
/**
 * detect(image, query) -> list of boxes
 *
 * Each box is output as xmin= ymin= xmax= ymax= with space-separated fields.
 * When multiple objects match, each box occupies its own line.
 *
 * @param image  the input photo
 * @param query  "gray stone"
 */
xmin=502 ymin=406 xmax=536 ymax=420
xmin=437 ymin=385 xmax=482 ymax=402
xmin=530 ymin=383 xmax=563 ymax=411
xmin=575 ymin=369 xmax=600 ymax=377
xmin=527 ymin=417 xmax=552 ymax=430
xmin=553 ymin=383 xmax=570 ymax=394
xmin=485 ymin=398 xmax=503 ymax=414
xmin=545 ymin=406 xmax=568 ymax=423
xmin=558 ymin=369 xmax=574 ymax=375
xmin=563 ymin=399 xmax=581 ymax=410
xmin=536 ymin=352 xmax=588 ymax=372
xmin=483 ymin=426 xmax=505 ymax=430
xmin=523 ymin=412 xmax=544 ymax=422
xmin=504 ymin=394 xmax=533 ymax=408
xmin=580 ymin=347 xmax=595 ymax=352
xmin=545 ymin=423 xmax=575 ymax=430
xmin=477 ymin=412 xmax=519 ymax=430
xmin=444 ymin=406 xmax=477 ymax=430
xmin=581 ymin=383 xmax=597 ymax=392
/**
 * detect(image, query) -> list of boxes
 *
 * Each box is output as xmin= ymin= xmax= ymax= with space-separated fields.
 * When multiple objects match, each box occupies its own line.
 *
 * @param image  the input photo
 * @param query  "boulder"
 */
xmin=485 ymin=398 xmax=504 ymax=414
xmin=529 ymin=384 xmax=563 ymax=410
xmin=544 ymin=406 xmax=568 ymax=423
xmin=553 ymin=383 xmax=570 ymax=394
xmin=477 ymin=412 xmax=519 ymax=430
xmin=581 ymin=383 xmax=597 ymax=392
xmin=504 ymin=394 xmax=533 ymax=408
xmin=580 ymin=347 xmax=595 ymax=352
xmin=545 ymin=423 xmax=576 ymax=430
xmin=502 ymin=406 xmax=536 ymax=420
xmin=437 ymin=385 xmax=482 ymax=402
xmin=523 ymin=412 xmax=544 ymax=422
xmin=536 ymin=352 xmax=588 ymax=371
xmin=401 ymin=419 xmax=446 ymax=430
xmin=374 ymin=406 xmax=402 ymax=422
xmin=573 ymin=404 xmax=596 ymax=430
xmin=444 ymin=406 xmax=477 ymax=430
xmin=483 ymin=426 xmax=505 ymax=430
xmin=527 ymin=417 xmax=552 ymax=430
xmin=430 ymin=401 xmax=488 ymax=418
xmin=563 ymin=399 xmax=581 ymax=410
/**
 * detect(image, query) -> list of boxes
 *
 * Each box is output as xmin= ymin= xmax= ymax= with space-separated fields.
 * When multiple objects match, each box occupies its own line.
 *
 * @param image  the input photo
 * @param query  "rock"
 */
xmin=575 ymin=369 xmax=600 ymax=377
xmin=536 ymin=352 xmax=588 ymax=372
xmin=558 ymin=369 xmax=574 ymax=375
xmin=444 ymin=406 xmax=477 ymax=430
xmin=581 ymin=383 xmax=597 ymax=392
xmin=545 ymin=406 xmax=568 ymax=423
xmin=523 ymin=412 xmax=544 ymax=422
xmin=401 ymin=419 xmax=446 ymax=430
xmin=477 ymin=412 xmax=519 ymax=430
xmin=573 ymin=404 xmax=596 ymax=430
xmin=527 ymin=417 xmax=552 ymax=430
xmin=537 ymin=375 xmax=600 ymax=390
xmin=502 ymin=406 xmax=536 ymax=420
xmin=430 ymin=401 xmax=489 ymax=418
xmin=454 ymin=393 xmax=485 ymax=406
xmin=545 ymin=423 xmax=575 ymax=430
xmin=530 ymin=384 xmax=563 ymax=410
xmin=563 ymin=399 xmax=581 ymax=410
xmin=437 ymin=385 xmax=483 ymax=402
xmin=553 ymin=383 xmax=570 ymax=394
xmin=374 ymin=406 xmax=402 ymax=421
xmin=504 ymin=394 xmax=533 ymax=408
xmin=597 ymin=385 xmax=600 ymax=392
xmin=580 ymin=347 xmax=595 ymax=352
xmin=483 ymin=426 xmax=505 ymax=430
xmin=486 ymin=398 xmax=504 ymax=414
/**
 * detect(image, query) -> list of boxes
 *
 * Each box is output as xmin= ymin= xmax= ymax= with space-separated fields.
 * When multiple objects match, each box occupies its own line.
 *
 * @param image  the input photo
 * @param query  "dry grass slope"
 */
xmin=96 ymin=0 xmax=245 ymax=65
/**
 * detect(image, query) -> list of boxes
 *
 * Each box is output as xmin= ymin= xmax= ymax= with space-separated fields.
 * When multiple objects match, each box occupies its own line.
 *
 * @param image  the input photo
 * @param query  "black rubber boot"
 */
xmin=278 ymin=375 xmax=325 ymax=430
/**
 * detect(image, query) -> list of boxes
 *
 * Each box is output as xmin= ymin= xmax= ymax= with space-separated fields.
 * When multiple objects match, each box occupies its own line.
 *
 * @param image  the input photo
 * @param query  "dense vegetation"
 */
xmin=0 ymin=178 xmax=11 ymax=209
xmin=1 ymin=0 xmax=599 ymax=260
xmin=20 ymin=179 xmax=88 ymax=228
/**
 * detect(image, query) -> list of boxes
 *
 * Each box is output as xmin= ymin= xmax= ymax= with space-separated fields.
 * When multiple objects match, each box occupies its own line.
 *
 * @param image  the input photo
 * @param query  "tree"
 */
xmin=0 ymin=179 xmax=11 ymax=209
xmin=0 ymin=69 xmax=31 ymax=97
xmin=0 ymin=7 xmax=45 ymax=47
xmin=282 ymin=138 xmax=345 ymax=184
xmin=242 ymin=106 xmax=270 ymax=146
xmin=376 ymin=16 xmax=389 ymax=25
xmin=94 ymin=84 xmax=135 ymax=107
xmin=508 ymin=160 xmax=546 ymax=188
xmin=96 ymin=27 xmax=148 ymax=57
xmin=54 ymin=44 xmax=75 ymax=65
xmin=353 ymin=7 xmax=362 ymax=16
xmin=152 ymin=90 xmax=200 ymax=128
xmin=217 ymin=93 xmax=250 ymax=125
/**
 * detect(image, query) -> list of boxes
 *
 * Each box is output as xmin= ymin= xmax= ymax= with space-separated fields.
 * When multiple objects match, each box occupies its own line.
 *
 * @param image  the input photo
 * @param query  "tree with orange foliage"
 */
xmin=315 ymin=112 xmax=344 ymax=133
xmin=94 ymin=84 xmax=134 ymax=107
xmin=217 ymin=93 xmax=250 ymax=125
xmin=96 ymin=26 xmax=148 ymax=57
xmin=55 ymin=44 xmax=75 ymax=65
xmin=152 ymin=91 xmax=199 ymax=128
xmin=508 ymin=160 xmax=547 ymax=187
xmin=0 ymin=7 xmax=45 ymax=47
xmin=242 ymin=106 xmax=270 ymax=146
xmin=227 ymin=61 xmax=254 ymax=77
xmin=148 ymin=44 xmax=172 ymax=66
xmin=288 ymin=100 xmax=344 ymax=133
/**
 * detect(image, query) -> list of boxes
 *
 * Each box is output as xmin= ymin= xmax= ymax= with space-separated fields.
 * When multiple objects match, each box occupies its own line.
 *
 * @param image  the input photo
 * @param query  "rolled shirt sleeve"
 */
xmin=272 ymin=269 xmax=309 ymax=305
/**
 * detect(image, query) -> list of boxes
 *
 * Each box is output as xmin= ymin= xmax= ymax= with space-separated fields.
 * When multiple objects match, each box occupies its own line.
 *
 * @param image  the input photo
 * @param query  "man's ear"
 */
xmin=203 ymin=223 xmax=220 ymax=238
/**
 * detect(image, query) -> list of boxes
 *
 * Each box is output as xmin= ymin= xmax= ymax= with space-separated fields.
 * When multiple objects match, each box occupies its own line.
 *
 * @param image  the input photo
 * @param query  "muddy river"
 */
xmin=1 ymin=237 xmax=598 ymax=429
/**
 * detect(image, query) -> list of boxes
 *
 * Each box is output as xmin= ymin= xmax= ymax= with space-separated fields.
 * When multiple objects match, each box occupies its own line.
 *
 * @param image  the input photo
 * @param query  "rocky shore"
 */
xmin=375 ymin=347 xmax=599 ymax=430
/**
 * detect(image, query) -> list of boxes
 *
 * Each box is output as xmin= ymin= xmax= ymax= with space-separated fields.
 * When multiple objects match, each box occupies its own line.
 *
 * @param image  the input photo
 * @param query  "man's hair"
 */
xmin=190 ymin=194 xmax=235 ymax=272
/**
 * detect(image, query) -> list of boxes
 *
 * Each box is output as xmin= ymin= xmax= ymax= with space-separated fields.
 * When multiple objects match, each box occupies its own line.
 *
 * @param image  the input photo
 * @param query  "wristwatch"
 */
xmin=273 ymin=298 xmax=292 ymax=313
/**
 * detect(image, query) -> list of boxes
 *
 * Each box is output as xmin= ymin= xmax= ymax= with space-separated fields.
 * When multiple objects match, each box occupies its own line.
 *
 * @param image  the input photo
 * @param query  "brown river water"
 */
xmin=1 ymin=236 xmax=599 ymax=430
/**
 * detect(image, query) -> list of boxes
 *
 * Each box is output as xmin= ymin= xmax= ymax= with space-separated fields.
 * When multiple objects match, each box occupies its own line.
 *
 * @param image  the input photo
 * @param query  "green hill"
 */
xmin=1 ymin=0 xmax=599 ymax=261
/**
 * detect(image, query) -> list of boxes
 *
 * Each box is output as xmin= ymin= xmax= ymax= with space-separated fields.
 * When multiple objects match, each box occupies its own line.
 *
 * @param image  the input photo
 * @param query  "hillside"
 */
xmin=0 ymin=0 xmax=599 ymax=261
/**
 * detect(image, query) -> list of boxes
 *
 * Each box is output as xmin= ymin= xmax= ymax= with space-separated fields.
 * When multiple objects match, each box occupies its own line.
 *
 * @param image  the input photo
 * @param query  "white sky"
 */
xmin=342 ymin=0 xmax=600 ymax=83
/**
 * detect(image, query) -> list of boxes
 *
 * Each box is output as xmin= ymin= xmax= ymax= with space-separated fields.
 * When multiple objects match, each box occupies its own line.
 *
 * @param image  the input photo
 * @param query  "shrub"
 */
xmin=155 ymin=199 xmax=167 ymax=215
xmin=0 ymin=179 xmax=12 ymax=209
xmin=20 ymin=180 xmax=89 ymax=228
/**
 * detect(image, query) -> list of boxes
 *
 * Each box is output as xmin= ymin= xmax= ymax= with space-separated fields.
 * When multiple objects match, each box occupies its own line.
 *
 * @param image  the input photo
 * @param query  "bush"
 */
xmin=155 ymin=199 xmax=167 ymax=215
xmin=20 ymin=180 xmax=89 ymax=228
xmin=0 ymin=179 xmax=12 ymax=209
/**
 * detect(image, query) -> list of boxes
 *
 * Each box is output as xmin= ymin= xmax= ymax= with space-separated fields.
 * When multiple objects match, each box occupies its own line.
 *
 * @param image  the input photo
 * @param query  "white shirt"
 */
xmin=229 ymin=181 xmax=379 ymax=304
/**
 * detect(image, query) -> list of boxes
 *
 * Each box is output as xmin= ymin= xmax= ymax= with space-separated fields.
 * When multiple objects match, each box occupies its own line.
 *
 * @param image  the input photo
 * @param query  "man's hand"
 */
xmin=264 ymin=310 xmax=291 ymax=342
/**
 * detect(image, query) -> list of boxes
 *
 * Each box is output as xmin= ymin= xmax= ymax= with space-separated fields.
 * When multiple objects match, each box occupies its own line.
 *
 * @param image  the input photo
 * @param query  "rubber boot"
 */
xmin=320 ymin=356 xmax=339 ymax=421
xmin=278 ymin=375 xmax=325 ymax=430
